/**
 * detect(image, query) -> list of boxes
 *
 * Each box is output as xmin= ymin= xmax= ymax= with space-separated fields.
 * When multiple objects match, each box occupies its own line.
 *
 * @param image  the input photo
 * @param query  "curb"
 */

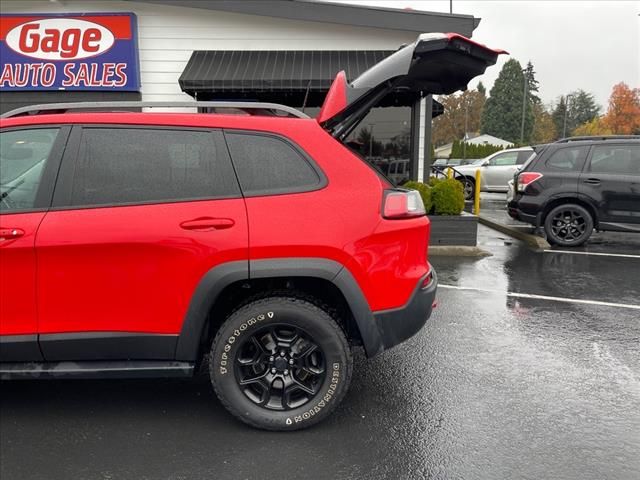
xmin=429 ymin=246 xmax=492 ymax=257
xmin=478 ymin=216 xmax=550 ymax=250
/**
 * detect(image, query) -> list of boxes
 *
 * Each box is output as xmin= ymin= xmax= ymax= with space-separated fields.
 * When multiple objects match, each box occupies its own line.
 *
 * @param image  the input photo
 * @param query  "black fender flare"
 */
xmin=174 ymin=258 xmax=383 ymax=361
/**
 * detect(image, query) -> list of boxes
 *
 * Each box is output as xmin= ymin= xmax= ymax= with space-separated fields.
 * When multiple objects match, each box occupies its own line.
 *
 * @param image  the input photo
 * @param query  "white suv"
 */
xmin=452 ymin=147 xmax=534 ymax=200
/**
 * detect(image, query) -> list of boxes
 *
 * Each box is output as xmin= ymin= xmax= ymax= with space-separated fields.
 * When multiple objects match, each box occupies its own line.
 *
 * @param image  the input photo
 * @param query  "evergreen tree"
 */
xmin=524 ymin=61 xmax=540 ymax=104
xmin=477 ymin=81 xmax=486 ymax=98
xmin=553 ymin=90 xmax=600 ymax=137
xmin=480 ymin=59 xmax=534 ymax=144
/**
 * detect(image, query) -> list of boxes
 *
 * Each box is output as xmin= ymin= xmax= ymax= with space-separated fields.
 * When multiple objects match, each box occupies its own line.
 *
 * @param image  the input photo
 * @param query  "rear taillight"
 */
xmin=517 ymin=172 xmax=543 ymax=193
xmin=382 ymin=189 xmax=426 ymax=219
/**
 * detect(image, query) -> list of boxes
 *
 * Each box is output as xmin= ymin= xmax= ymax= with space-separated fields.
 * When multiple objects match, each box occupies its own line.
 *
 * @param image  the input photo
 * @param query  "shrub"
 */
xmin=430 ymin=177 xmax=464 ymax=215
xmin=403 ymin=181 xmax=432 ymax=214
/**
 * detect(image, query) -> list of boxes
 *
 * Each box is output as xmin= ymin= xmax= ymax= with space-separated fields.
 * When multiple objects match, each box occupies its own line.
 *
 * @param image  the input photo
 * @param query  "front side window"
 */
xmin=225 ymin=132 xmax=322 ymax=195
xmin=489 ymin=152 xmax=519 ymax=166
xmin=0 ymin=128 xmax=59 ymax=212
xmin=70 ymin=128 xmax=239 ymax=207
xmin=588 ymin=145 xmax=640 ymax=175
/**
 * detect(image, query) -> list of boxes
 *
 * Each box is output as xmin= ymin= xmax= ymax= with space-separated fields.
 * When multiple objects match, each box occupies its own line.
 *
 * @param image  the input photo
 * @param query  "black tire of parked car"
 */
xmin=210 ymin=295 xmax=353 ymax=431
xmin=544 ymin=203 xmax=594 ymax=247
xmin=460 ymin=177 xmax=475 ymax=201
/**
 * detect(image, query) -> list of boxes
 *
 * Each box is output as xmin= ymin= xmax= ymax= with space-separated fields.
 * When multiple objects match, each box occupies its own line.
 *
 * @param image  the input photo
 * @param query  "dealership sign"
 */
xmin=0 ymin=13 xmax=140 ymax=91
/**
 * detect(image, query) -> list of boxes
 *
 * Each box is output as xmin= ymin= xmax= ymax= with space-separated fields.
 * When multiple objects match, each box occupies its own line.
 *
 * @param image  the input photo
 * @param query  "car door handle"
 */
xmin=180 ymin=217 xmax=235 ymax=231
xmin=583 ymin=178 xmax=601 ymax=186
xmin=0 ymin=228 xmax=25 ymax=241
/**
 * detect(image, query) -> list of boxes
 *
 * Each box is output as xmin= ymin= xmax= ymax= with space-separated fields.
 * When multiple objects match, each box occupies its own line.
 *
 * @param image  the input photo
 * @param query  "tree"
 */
xmin=573 ymin=117 xmax=613 ymax=136
xmin=431 ymin=88 xmax=486 ymax=146
xmin=604 ymin=82 xmax=640 ymax=134
xmin=481 ymin=59 xmax=534 ymax=144
xmin=477 ymin=81 xmax=486 ymax=97
xmin=553 ymin=90 xmax=600 ymax=137
xmin=531 ymin=103 xmax=556 ymax=143
xmin=524 ymin=61 xmax=541 ymax=105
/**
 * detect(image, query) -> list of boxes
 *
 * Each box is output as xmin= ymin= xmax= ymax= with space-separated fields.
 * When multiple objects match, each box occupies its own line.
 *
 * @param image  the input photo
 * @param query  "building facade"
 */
xmin=1 ymin=0 xmax=480 ymax=181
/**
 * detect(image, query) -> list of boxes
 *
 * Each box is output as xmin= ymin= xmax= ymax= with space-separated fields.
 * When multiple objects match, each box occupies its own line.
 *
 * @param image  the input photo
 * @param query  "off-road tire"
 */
xmin=210 ymin=295 xmax=353 ymax=431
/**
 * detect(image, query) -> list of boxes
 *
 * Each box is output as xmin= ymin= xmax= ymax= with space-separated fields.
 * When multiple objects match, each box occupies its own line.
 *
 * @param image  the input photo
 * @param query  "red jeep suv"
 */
xmin=0 ymin=33 xmax=503 ymax=430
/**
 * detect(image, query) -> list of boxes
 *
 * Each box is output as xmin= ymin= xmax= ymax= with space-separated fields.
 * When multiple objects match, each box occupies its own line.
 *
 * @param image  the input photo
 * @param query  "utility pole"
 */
xmin=463 ymin=97 xmax=468 ymax=161
xmin=562 ymin=95 xmax=572 ymax=138
xmin=450 ymin=0 xmax=453 ymax=14
xmin=520 ymin=68 xmax=528 ymax=145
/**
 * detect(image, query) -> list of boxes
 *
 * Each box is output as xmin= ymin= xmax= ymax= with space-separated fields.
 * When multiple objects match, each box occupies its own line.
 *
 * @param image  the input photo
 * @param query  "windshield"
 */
xmin=471 ymin=157 xmax=487 ymax=165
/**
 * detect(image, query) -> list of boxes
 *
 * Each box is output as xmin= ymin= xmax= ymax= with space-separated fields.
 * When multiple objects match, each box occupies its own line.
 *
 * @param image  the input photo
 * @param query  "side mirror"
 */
xmin=482 ymin=160 xmax=490 ymax=167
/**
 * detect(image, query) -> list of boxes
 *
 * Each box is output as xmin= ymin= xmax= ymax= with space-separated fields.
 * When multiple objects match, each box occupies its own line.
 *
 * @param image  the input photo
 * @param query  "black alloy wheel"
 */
xmin=544 ymin=204 xmax=594 ymax=247
xmin=234 ymin=324 xmax=326 ymax=411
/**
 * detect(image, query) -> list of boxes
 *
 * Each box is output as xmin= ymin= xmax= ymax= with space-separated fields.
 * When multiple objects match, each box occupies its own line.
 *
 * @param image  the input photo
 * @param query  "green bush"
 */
xmin=430 ymin=178 xmax=464 ymax=215
xmin=403 ymin=181 xmax=432 ymax=214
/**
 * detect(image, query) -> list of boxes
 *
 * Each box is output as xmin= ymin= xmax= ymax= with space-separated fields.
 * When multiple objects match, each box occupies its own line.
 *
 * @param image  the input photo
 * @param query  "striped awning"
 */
xmin=179 ymin=50 xmax=393 ymax=95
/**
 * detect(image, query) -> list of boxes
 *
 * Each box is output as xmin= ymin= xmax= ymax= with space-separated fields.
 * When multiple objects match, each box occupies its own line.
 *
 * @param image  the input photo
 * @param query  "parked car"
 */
xmin=0 ymin=32 xmax=504 ymax=430
xmin=508 ymin=136 xmax=640 ymax=246
xmin=453 ymin=147 xmax=534 ymax=200
xmin=388 ymin=158 xmax=411 ymax=185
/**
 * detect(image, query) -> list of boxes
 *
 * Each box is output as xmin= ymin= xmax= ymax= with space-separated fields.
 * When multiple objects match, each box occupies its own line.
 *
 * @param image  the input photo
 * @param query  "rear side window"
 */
xmin=225 ymin=132 xmax=323 ymax=195
xmin=516 ymin=151 xmax=533 ymax=165
xmin=544 ymin=146 xmax=588 ymax=171
xmin=0 ymin=128 xmax=59 ymax=212
xmin=70 ymin=128 xmax=239 ymax=207
xmin=588 ymin=145 xmax=640 ymax=175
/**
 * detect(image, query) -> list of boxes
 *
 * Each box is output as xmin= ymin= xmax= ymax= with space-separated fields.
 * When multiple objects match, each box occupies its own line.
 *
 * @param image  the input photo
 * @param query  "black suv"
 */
xmin=508 ymin=136 xmax=640 ymax=247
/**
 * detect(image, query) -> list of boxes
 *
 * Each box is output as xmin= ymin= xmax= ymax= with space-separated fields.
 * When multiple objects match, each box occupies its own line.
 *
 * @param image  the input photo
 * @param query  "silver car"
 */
xmin=450 ymin=147 xmax=534 ymax=200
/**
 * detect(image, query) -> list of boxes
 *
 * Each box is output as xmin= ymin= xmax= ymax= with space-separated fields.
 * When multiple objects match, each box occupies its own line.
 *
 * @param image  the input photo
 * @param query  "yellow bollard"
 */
xmin=447 ymin=167 xmax=454 ymax=179
xmin=474 ymin=169 xmax=481 ymax=215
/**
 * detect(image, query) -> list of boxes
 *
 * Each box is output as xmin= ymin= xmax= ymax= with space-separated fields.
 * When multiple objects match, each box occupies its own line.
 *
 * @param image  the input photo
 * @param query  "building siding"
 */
xmin=2 ymin=0 xmax=417 ymax=104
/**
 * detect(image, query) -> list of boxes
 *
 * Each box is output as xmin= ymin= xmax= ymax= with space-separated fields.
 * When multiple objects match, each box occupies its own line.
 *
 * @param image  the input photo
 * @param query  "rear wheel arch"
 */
xmin=175 ymin=259 xmax=381 ymax=363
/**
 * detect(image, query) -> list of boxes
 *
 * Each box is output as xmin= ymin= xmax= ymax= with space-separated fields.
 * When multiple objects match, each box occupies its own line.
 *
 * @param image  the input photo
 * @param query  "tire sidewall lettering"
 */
xmin=218 ymin=312 xmax=274 ymax=375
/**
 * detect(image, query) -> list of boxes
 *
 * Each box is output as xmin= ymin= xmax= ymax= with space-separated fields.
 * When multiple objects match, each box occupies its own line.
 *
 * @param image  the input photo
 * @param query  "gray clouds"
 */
xmin=335 ymin=0 xmax=639 ymax=109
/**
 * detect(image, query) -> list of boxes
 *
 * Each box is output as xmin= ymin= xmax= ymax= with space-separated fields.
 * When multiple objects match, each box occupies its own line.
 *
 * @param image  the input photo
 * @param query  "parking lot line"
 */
xmin=543 ymin=250 xmax=640 ymax=259
xmin=439 ymin=284 xmax=640 ymax=310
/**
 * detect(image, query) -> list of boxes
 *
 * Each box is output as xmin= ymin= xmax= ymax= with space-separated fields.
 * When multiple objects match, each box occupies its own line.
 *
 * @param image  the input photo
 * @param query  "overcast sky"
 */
xmin=334 ymin=0 xmax=639 ymax=110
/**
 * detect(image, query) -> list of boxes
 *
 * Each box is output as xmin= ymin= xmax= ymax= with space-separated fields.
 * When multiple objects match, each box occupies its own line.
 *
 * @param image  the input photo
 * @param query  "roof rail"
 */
xmin=555 ymin=135 xmax=640 ymax=143
xmin=1 ymin=101 xmax=310 ymax=119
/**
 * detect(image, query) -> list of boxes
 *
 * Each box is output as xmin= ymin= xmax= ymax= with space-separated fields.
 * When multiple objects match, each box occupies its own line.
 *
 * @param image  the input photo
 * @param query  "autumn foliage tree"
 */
xmin=431 ymin=87 xmax=486 ymax=146
xmin=604 ymin=82 xmax=640 ymax=134
xmin=572 ymin=82 xmax=640 ymax=135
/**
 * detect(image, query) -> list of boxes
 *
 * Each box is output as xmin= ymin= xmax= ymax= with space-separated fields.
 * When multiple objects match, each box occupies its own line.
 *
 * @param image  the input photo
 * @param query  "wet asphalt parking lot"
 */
xmin=2 ymin=211 xmax=639 ymax=480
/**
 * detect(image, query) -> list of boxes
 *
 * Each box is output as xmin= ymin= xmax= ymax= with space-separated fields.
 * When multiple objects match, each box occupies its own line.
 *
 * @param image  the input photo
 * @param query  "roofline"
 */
xmin=127 ymin=0 xmax=480 ymax=36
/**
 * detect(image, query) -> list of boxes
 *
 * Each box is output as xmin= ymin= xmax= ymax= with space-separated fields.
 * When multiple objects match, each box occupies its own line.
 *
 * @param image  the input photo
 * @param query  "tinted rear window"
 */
xmin=70 ymin=128 xmax=239 ymax=207
xmin=544 ymin=146 xmax=588 ymax=171
xmin=225 ymin=132 xmax=323 ymax=195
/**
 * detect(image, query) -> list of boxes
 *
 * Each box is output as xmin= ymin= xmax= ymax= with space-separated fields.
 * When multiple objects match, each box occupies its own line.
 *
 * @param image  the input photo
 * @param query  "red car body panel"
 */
xmin=35 ymin=198 xmax=248 ymax=334
xmin=0 ymin=212 xmax=44 ymax=335
xmin=1 ymin=113 xmax=429 ymax=320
